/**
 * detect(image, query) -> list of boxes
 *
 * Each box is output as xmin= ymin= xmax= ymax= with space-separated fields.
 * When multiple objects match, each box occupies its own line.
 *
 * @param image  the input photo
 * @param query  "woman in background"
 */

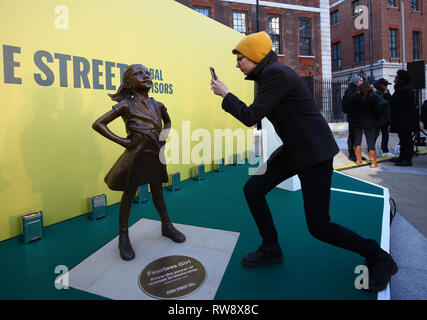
xmin=350 ymin=81 xmax=380 ymax=167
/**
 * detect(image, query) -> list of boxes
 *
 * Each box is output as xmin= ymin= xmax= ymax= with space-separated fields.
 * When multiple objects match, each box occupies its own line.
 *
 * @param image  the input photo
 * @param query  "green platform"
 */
xmin=0 ymin=163 xmax=389 ymax=300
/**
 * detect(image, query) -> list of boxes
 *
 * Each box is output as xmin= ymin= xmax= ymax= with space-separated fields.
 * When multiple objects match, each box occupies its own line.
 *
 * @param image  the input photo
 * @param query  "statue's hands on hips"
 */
xmin=121 ymin=138 xmax=132 ymax=149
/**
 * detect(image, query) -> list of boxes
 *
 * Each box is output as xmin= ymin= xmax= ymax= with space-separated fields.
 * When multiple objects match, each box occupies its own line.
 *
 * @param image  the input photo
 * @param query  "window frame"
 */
xmin=267 ymin=15 xmax=282 ymax=54
xmin=354 ymin=33 xmax=365 ymax=64
xmin=193 ymin=6 xmax=211 ymax=17
xmin=299 ymin=17 xmax=313 ymax=57
xmin=389 ymin=28 xmax=398 ymax=59
xmin=411 ymin=0 xmax=420 ymax=11
xmin=332 ymin=42 xmax=342 ymax=69
xmin=232 ymin=10 xmax=248 ymax=35
xmin=352 ymin=0 xmax=362 ymax=16
xmin=331 ymin=10 xmax=339 ymax=26
xmin=413 ymin=31 xmax=421 ymax=60
xmin=388 ymin=0 xmax=397 ymax=7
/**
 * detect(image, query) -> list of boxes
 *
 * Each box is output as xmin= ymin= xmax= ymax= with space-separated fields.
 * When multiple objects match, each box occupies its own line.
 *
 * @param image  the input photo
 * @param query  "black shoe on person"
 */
xmin=364 ymin=250 xmax=398 ymax=292
xmin=394 ymin=159 xmax=412 ymax=166
xmin=241 ymin=242 xmax=284 ymax=267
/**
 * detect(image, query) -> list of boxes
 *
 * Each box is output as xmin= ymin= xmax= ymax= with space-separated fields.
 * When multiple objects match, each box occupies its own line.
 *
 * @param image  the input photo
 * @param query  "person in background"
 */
xmin=342 ymin=76 xmax=364 ymax=162
xmin=349 ymin=81 xmax=380 ymax=167
xmin=373 ymin=78 xmax=394 ymax=158
xmin=389 ymin=70 xmax=418 ymax=167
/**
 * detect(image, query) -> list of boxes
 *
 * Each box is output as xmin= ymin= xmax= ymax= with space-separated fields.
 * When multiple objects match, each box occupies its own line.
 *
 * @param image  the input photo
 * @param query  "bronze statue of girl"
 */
xmin=92 ymin=64 xmax=185 ymax=261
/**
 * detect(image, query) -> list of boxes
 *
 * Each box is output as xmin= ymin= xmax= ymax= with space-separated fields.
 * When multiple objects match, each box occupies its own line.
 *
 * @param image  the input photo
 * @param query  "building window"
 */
xmin=232 ymin=11 xmax=248 ymax=34
xmin=413 ymin=31 xmax=421 ymax=59
xmin=354 ymin=34 xmax=365 ymax=63
xmin=411 ymin=0 xmax=420 ymax=11
xmin=332 ymin=42 xmax=342 ymax=69
xmin=389 ymin=29 xmax=398 ymax=58
xmin=331 ymin=10 xmax=339 ymax=26
xmin=352 ymin=0 xmax=362 ymax=15
xmin=267 ymin=15 xmax=281 ymax=54
xmin=299 ymin=18 xmax=312 ymax=56
xmin=388 ymin=0 xmax=397 ymax=7
xmin=194 ymin=6 xmax=210 ymax=17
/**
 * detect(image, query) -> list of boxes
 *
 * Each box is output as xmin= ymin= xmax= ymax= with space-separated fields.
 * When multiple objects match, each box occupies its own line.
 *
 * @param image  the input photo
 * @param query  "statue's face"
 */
xmin=127 ymin=65 xmax=152 ymax=91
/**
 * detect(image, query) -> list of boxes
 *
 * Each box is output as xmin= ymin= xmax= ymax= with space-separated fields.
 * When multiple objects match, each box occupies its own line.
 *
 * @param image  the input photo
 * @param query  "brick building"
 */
xmin=330 ymin=0 xmax=427 ymax=97
xmin=175 ymin=0 xmax=333 ymax=80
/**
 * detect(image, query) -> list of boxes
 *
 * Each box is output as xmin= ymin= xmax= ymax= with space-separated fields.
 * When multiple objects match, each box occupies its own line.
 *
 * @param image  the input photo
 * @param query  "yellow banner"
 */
xmin=0 ymin=0 xmax=253 ymax=241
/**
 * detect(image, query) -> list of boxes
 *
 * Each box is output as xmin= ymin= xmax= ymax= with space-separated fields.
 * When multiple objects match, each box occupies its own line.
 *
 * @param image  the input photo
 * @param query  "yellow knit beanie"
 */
xmin=232 ymin=31 xmax=272 ymax=63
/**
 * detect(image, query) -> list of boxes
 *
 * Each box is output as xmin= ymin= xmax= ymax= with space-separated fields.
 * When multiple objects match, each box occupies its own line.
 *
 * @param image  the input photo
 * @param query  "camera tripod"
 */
xmin=412 ymin=89 xmax=427 ymax=154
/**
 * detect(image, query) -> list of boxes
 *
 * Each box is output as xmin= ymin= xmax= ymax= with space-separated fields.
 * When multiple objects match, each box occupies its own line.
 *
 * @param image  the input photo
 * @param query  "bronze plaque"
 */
xmin=139 ymin=255 xmax=206 ymax=299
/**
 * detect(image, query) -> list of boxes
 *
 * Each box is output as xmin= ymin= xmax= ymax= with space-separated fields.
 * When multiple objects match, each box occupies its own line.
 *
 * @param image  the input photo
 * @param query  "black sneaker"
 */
xmin=394 ymin=159 xmax=412 ymax=166
xmin=365 ymin=250 xmax=398 ymax=292
xmin=241 ymin=243 xmax=284 ymax=267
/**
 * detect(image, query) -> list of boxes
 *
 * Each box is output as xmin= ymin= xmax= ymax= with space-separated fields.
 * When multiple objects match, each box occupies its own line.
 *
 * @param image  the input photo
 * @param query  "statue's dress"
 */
xmin=104 ymin=97 xmax=169 ymax=191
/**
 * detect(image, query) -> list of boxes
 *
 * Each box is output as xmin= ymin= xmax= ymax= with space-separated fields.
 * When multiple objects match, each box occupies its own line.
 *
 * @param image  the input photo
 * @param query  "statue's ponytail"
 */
xmin=108 ymin=84 xmax=132 ymax=102
xmin=108 ymin=65 xmax=134 ymax=102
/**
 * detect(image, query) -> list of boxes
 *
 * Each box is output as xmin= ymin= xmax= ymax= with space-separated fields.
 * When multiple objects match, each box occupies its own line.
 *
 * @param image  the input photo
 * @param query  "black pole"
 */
xmin=256 ymin=0 xmax=259 ymax=32
xmin=368 ymin=0 xmax=374 ymax=81
xmin=255 ymin=0 xmax=261 ymax=129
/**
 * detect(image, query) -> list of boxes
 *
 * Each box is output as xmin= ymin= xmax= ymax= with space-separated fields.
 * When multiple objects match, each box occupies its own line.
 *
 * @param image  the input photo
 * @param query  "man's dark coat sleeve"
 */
xmin=221 ymin=69 xmax=294 ymax=127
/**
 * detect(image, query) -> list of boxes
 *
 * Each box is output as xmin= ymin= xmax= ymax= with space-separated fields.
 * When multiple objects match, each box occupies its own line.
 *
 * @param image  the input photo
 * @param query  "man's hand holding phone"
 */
xmin=210 ymin=66 xmax=230 ymax=98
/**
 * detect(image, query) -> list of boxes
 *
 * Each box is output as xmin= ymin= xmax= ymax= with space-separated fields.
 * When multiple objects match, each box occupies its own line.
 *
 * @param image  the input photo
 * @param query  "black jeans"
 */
xmin=353 ymin=127 xmax=377 ymax=150
xmin=398 ymin=130 xmax=414 ymax=161
xmin=243 ymin=149 xmax=380 ymax=258
xmin=347 ymin=126 xmax=355 ymax=155
xmin=375 ymin=126 xmax=390 ymax=153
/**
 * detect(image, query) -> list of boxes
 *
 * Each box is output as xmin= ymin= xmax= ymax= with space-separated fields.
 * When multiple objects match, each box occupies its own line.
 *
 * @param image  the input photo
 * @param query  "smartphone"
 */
xmin=209 ymin=66 xmax=217 ymax=80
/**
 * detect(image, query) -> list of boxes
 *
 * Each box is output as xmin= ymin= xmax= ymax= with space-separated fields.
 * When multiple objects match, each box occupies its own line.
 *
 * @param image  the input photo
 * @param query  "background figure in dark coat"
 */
xmin=342 ymin=76 xmax=364 ymax=162
xmin=373 ymin=78 xmax=394 ymax=157
xmin=210 ymin=31 xmax=397 ymax=292
xmin=389 ymin=70 xmax=418 ymax=166
xmin=350 ymin=81 xmax=380 ymax=167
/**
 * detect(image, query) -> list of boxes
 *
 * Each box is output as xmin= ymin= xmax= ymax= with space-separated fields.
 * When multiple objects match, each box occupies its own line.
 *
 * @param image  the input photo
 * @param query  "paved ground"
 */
xmin=331 ymin=126 xmax=427 ymax=300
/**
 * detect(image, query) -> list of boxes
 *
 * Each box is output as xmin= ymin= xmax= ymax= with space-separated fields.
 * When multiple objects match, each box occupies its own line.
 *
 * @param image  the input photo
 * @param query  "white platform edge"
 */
xmin=333 ymin=170 xmax=391 ymax=300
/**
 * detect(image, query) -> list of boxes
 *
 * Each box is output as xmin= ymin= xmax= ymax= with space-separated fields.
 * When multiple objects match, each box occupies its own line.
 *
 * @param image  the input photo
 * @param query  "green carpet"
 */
xmin=0 ymin=163 xmax=385 ymax=300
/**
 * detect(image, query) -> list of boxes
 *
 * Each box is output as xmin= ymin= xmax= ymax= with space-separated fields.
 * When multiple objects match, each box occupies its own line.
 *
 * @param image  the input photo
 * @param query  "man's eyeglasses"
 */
xmin=236 ymin=56 xmax=246 ymax=63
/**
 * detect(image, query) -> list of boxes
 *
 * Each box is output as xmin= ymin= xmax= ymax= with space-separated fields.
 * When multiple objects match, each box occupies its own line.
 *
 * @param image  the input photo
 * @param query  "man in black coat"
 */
xmin=389 ymin=70 xmax=418 ymax=166
xmin=210 ymin=31 xmax=397 ymax=292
